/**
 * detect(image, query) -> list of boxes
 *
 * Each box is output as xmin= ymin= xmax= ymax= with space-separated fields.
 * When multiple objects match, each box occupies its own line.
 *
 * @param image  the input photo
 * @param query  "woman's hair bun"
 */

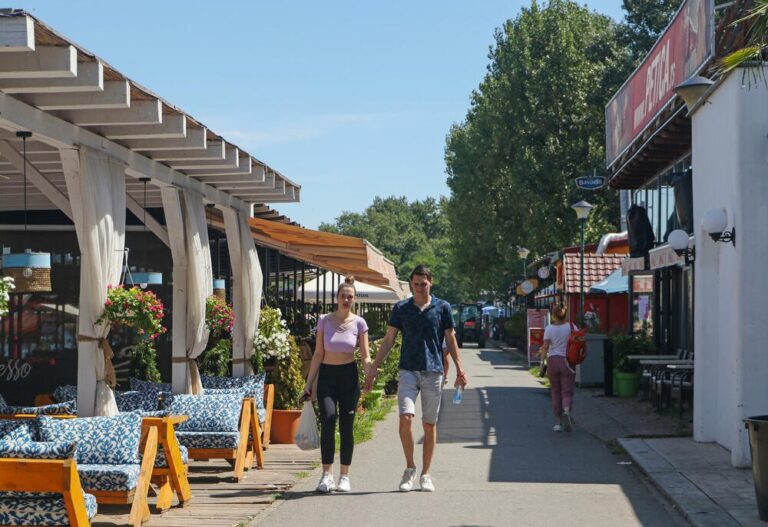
xmin=345 ymin=275 xmax=355 ymax=285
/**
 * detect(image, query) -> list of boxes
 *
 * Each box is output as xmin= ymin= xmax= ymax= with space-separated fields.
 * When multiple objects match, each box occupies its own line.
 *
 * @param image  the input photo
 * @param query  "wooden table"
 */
xmin=626 ymin=354 xmax=679 ymax=361
xmin=141 ymin=414 xmax=191 ymax=513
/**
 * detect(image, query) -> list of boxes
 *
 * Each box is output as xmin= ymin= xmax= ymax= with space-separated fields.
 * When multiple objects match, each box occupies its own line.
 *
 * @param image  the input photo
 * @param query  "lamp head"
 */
xmin=517 ymin=247 xmax=530 ymax=259
xmin=668 ymin=229 xmax=690 ymax=256
xmin=571 ymin=200 xmax=593 ymax=221
xmin=702 ymin=208 xmax=728 ymax=241
xmin=674 ymin=75 xmax=714 ymax=112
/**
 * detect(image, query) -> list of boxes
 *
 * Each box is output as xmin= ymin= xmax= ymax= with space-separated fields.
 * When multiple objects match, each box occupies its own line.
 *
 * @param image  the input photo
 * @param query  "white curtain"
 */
xmin=182 ymin=190 xmax=212 ymax=394
xmin=63 ymin=147 xmax=126 ymax=416
xmin=223 ymin=208 xmax=263 ymax=376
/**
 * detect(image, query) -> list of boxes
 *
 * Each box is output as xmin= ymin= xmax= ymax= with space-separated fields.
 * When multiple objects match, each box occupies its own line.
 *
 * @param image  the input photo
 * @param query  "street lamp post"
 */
xmin=571 ymin=201 xmax=593 ymax=325
xmin=517 ymin=247 xmax=530 ymax=310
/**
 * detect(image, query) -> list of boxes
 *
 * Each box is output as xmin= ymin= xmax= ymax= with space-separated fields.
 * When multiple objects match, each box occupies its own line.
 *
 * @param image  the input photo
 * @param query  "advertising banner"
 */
xmin=605 ymin=0 xmax=713 ymax=166
xmin=526 ymin=308 xmax=549 ymax=365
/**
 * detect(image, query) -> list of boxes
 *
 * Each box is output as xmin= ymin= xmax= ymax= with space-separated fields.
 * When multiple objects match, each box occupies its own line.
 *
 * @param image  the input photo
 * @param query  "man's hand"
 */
xmin=363 ymin=367 xmax=378 ymax=393
xmin=454 ymin=370 xmax=468 ymax=389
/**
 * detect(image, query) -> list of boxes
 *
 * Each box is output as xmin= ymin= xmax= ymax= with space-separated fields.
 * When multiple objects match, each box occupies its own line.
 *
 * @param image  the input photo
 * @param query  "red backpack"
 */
xmin=566 ymin=323 xmax=588 ymax=366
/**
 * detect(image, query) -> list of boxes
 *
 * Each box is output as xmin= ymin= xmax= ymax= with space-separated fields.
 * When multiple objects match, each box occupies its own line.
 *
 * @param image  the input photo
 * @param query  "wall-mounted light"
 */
xmin=702 ymin=208 xmax=735 ymax=246
xmin=674 ymin=75 xmax=714 ymax=112
xmin=668 ymin=229 xmax=695 ymax=265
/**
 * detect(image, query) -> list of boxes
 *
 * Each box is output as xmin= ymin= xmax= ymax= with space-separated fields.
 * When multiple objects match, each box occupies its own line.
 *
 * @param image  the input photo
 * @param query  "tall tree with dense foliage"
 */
xmin=319 ymin=196 xmax=471 ymax=303
xmin=619 ymin=0 xmax=685 ymax=63
xmin=445 ymin=0 xmax=625 ymax=299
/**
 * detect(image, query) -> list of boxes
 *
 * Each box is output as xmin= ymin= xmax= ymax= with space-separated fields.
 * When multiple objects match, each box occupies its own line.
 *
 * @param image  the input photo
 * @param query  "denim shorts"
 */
xmin=398 ymin=369 xmax=444 ymax=424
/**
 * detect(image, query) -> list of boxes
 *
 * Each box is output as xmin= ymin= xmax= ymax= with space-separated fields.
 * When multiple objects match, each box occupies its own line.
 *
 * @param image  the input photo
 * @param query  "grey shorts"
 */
xmin=398 ymin=369 xmax=444 ymax=424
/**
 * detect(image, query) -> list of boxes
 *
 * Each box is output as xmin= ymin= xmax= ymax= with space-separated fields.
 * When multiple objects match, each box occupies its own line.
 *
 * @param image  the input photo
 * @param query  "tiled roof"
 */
xmin=562 ymin=253 xmax=625 ymax=294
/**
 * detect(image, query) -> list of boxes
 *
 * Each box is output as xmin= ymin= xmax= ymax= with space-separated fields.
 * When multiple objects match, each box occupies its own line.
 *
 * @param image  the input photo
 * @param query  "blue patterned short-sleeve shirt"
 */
xmin=389 ymin=296 xmax=454 ymax=374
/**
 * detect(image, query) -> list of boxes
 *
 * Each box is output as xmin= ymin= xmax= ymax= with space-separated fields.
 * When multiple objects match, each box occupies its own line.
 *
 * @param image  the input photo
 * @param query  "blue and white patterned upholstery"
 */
xmin=38 ymin=413 xmax=142 ymax=465
xmin=0 ymin=420 xmax=33 ymax=440
xmin=154 ymin=444 xmax=188 ymax=468
xmin=0 ymin=438 xmax=97 ymax=525
xmin=77 ymin=464 xmax=140 ymax=492
xmin=0 ymin=492 xmax=97 ymax=525
xmin=201 ymin=373 xmax=266 ymax=421
xmin=203 ymin=387 xmax=246 ymax=395
xmin=129 ymin=378 xmax=172 ymax=393
xmin=0 ymin=426 xmax=33 ymax=446
xmin=0 ymin=440 xmax=76 ymax=460
xmin=115 ymin=390 xmax=158 ymax=413
xmin=5 ymin=400 xmax=76 ymax=416
xmin=168 ymin=394 xmax=242 ymax=432
xmin=175 ymin=431 xmax=240 ymax=450
xmin=51 ymin=385 xmax=77 ymax=404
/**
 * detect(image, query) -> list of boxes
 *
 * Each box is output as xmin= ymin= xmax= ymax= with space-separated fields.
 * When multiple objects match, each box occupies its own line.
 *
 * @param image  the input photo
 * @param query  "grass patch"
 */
xmin=294 ymin=471 xmax=310 ymax=479
xmin=607 ymin=439 xmax=627 ymax=455
xmin=528 ymin=366 xmax=550 ymax=388
xmin=334 ymin=397 xmax=397 ymax=450
xmin=272 ymin=492 xmax=285 ymax=500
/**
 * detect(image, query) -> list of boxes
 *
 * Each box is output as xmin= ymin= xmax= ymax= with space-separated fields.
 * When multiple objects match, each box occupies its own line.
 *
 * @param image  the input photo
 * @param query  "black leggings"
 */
xmin=317 ymin=362 xmax=360 ymax=466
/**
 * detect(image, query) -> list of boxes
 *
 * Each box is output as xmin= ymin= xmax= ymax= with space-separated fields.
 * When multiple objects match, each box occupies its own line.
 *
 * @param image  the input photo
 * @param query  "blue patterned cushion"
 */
xmin=115 ymin=391 xmax=158 ymax=413
xmin=0 ymin=426 xmax=33 ymax=446
xmin=77 ymin=464 xmax=140 ymax=492
xmin=201 ymin=374 xmax=266 ymax=412
xmin=6 ymin=400 xmax=76 ymax=416
xmin=129 ymin=378 xmax=171 ymax=393
xmin=0 ymin=440 xmax=76 ymax=460
xmin=51 ymin=385 xmax=77 ymax=404
xmin=257 ymin=408 xmax=267 ymax=424
xmin=0 ymin=420 xmax=32 ymax=440
xmin=176 ymin=431 xmax=240 ymax=450
xmin=203 ymin=387 xmax=246 ymax=395
xmin=0 ymin=492 xmax=97 ymax=525
xmin=38 ymin=413 xmax=142 ymax=465
xmin=154 ymin=444 xmax=188 ymax=468
xmin=167 ymin=394 xmax=242 ymax=432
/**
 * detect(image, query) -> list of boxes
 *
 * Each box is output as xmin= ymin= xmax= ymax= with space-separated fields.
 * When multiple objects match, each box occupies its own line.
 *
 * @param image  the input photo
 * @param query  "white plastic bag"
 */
xmin=294 ymin=401 xmax=320 ymax=450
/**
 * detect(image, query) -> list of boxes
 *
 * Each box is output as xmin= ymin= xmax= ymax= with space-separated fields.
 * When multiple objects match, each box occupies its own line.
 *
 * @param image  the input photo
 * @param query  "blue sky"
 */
xmin=16 ymin=1 xmax=624 ymax=228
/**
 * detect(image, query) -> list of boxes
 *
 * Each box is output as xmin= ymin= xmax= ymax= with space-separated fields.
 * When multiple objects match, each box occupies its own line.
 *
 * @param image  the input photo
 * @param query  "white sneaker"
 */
xmin=562 ymin=411 xmax=573 ymax=432
xmin=552 ymin=424 xmax=563 ymax=432
xmin=337 ymin=475 xmax=351 ymax=492
xmin=316 ymin=473 xmax=335 ymax=493
xmin=399 ymin=467 xmax=417 ymax=492
xmin=420 ymin=474 xmax=435 ymax=492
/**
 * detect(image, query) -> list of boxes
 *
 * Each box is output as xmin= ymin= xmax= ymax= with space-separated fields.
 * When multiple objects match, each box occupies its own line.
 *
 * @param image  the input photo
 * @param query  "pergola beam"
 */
xmin=150 ymin=140 xmax=224 ymax=161
xmin=0 ymin=61 xmax=103 ymax=93
xmin=92 ymin=114 xmax=186 ymax=140
xmin=51 ymin=99 xmax=162 ymax=126
xmin=0 ymin=15 xmax=34 ymax=52
xmin=0 ymin=91 xmax=250 ymax=214
xmin=122 ymin=127 xmax=206 ymax=151
xmin=0 ymin=46 xmax=76 ymax=79
xmin=126 ymin=191 xmax=170 ymax=248
xmin=19 ymin=80 xmax=130 ymax=110
xmin=169 ymin=146 xmax=238 ymax=169
xmin=180 ymin=156 xmax=254 ymax=177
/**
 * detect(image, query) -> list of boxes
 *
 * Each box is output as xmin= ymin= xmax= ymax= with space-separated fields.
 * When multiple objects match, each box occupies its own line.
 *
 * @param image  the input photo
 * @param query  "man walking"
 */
xmin=364 ymin=264 xmax=467 ymax=492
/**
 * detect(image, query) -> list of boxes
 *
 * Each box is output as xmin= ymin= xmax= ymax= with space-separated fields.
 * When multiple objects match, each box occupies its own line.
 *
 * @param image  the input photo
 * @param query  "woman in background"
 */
xmin=539 ymin=302 xmax=575 ymax=432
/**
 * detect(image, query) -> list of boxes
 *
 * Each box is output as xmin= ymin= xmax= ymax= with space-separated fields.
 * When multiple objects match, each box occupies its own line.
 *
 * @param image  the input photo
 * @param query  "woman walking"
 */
xmin=539 ymin=302 xmax=575 ymax=432
xmin=304 ymin=276 xmax=371 ymax=493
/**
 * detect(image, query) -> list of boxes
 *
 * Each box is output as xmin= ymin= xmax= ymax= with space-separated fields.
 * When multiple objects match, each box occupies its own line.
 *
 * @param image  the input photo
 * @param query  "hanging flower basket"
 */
xmin=0 ymin=276 xmax=15 ymax=318
xmin=96 ymin=285 xmax=166 ymax=340
xmin=205 ymin=295 xmax=234 ymax=339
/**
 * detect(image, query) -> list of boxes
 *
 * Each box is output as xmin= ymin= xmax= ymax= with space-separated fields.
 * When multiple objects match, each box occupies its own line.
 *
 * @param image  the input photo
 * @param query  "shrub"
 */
xmin=129 ymin=340 xmax=161 ymax=382
xmin=611 ymin=331 xmax=655 ymax=373
xmin=268 ymin=335 xmax=304 ymax=410
xmin=199 ymin=338 xmax=231 ymax=377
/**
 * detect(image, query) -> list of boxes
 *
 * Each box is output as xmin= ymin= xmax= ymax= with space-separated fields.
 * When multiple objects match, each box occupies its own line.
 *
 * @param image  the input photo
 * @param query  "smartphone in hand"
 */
xmin=298 ymin=392 xmax=311 ymax=404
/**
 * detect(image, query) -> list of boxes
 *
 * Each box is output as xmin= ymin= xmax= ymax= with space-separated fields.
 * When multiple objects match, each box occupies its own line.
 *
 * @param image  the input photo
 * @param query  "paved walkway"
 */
xmin=493 ymin=341 xmax=764 ymax=527
xmin=251 ymin=345 xmax=685 ymax=527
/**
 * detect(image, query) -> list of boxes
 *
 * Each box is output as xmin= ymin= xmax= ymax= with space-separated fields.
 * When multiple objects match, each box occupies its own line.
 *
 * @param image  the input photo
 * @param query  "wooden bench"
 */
xmin=142 ymin=415 xmax=192 ymax=513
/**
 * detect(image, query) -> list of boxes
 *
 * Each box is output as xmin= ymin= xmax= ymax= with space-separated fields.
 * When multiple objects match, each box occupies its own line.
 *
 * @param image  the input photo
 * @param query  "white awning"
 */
xmin=300 ymin=272 xmax=409 ymax=304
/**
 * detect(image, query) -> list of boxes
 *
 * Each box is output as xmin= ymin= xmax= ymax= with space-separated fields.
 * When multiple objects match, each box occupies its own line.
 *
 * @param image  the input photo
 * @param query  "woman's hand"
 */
xmin=454 ymin=370 xmax=468 ymax=388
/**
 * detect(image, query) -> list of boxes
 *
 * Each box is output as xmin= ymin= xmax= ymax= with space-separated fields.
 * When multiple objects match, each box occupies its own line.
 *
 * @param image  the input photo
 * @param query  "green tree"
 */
xmin=320 ymin=196 xmax=471 ymax=303
xmin=445 ymin=0 xmax=624 ymax=299
xmin=618 ymin=0 xmax=685 ymax=64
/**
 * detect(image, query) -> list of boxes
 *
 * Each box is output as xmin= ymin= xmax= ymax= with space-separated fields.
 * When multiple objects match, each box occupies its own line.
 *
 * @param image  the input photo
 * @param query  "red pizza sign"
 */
xmin=606 ymin=0 xmax=712 ymax=167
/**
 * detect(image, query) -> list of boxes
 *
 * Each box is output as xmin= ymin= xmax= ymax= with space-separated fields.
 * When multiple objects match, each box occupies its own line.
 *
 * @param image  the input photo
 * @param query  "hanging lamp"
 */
xmin=126 ymin=177 xmax=162 ymax=288
xmin=1 ymin=131 xmax=52 ymax=293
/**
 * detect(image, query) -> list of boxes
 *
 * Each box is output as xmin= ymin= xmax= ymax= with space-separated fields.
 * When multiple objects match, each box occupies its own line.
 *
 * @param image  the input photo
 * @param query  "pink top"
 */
xmin=318 ymin=314 xmax=368 ymax=354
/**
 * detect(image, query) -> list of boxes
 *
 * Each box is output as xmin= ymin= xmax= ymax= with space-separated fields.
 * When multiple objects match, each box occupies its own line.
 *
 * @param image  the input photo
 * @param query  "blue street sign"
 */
xmin=574 ymin=175 xmax=606 ymax=190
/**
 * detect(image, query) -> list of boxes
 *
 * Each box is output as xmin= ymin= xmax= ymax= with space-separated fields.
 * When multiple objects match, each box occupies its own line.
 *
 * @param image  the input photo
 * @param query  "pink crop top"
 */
xmin=319 ymin=314 xmax=368 ymax=354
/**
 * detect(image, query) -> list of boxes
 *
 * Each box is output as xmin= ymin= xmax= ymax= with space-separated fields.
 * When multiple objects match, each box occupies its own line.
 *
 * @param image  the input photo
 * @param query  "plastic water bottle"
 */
xmin=452 ymin=386 xmax=463 ymax=405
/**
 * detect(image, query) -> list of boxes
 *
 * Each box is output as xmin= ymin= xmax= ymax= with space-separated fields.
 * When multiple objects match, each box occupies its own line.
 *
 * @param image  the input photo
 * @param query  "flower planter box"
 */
xmin=269 ymin=409 xmax=302 ymax=444
xmin=615 ymin=371 xmax=640 ymax=397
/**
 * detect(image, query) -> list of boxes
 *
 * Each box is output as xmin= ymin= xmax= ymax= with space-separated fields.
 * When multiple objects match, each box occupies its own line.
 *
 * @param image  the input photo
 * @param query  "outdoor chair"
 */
xmin=200 ymin=374 xmax=274 ymax=449
xmin=637 ymin=349 xmax=692 ymax=399
xmin=0 ymin=422 xmax=97 ymax=526
xmin=37 ymin=412 xmax=159 ymax=527
xmin=164 ymin=393 xmax=252 ymax=481
xmin=0 ymin=393 xmax=76 ymax=417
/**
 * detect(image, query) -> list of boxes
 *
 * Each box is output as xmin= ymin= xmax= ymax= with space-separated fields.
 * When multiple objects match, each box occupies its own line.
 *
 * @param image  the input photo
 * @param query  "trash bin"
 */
xmin=745 ymin=416 xmax=768 ymax=521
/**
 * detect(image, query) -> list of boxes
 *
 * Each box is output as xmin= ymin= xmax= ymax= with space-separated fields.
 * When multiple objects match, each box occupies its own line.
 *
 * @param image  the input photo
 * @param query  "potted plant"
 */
xmin=252 ymin=307 xmax=303 ymax=443
xmin=97 ymin=285 xmax=166 ymax=382
xmin=610 ymin=331 xmax=653 ymax=397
